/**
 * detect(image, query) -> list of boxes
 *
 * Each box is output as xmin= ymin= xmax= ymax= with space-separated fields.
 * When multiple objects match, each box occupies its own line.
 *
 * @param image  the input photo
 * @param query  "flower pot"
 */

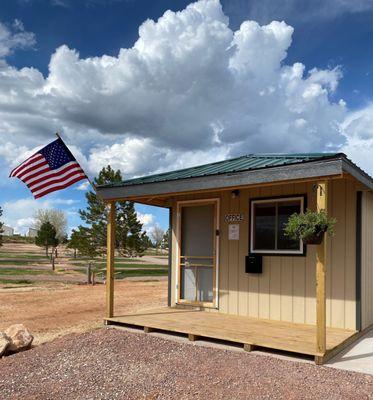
xmin=302 ymin=231 xmax=325 ymax=245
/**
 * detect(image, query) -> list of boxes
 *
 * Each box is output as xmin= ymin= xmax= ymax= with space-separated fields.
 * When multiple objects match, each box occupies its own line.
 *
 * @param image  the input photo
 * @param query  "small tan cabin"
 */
xmin=97 ymin=153 xmax=373 ymax=364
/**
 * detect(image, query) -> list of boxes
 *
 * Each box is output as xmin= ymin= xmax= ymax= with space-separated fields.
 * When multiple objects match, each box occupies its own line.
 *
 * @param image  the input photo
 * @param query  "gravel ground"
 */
xmin=0 ymin=280 xmax=166 ymax=345
xmin=1 ymin=329 xmax=373 ymax=400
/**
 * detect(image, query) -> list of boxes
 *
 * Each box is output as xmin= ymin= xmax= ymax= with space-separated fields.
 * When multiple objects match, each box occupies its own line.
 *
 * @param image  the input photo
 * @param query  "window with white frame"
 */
xmin=250 ymin=196 xmax=305 ymax=255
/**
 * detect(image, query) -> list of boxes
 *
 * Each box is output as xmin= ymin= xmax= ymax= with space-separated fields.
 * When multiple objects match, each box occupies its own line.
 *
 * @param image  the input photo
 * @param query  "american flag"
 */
xmin=10 ymin=137 xmax=87 ymax=199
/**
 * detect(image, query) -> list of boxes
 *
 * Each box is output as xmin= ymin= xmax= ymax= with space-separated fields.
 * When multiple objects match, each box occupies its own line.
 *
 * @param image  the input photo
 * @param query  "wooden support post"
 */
xmin=243 ymin=343 xmax=254 ymax=352
xmin=106 ymin=201 xmax=116 ymax=319
xmin=188 ymin=333 xmax=198 ymax=342
xmin=316 ymin=181 xmax=328 ymax=355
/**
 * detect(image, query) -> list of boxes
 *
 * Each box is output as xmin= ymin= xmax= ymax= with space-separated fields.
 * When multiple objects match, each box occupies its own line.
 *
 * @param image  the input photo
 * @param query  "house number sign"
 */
xmin=224 ymin=213 xmax=244 ymax=223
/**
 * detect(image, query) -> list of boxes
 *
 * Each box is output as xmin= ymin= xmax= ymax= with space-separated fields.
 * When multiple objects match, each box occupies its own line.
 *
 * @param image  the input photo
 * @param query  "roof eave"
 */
xmin=96 ymin=158 xmax=347 ymax=201
xmin=341 ymin=158 xmax=373 ymax=190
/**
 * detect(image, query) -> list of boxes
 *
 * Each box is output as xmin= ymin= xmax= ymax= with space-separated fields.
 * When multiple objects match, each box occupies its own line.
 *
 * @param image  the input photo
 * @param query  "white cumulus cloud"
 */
xmin=340 ymin=104 xmax=373 ymax=173
xmin=0 ymin=19 xmax=35 ymax=61
xmin=0 ymin=0 xmax=372 ymax=182
xmin=137 ymin=211 xmax=155 ymax=232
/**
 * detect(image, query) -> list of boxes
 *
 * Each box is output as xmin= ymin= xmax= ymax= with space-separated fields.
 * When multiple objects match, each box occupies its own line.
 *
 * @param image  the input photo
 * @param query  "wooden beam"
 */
xmin=243 ymin=343 xmax=254 ymax=352
xmin=97 ymin=173 xmax=344 ymax=204
xmin=188 ymin=333 xmax=198 ymax=341
xmin=106 ymin=201 xmax=116 ymax=318
xmin=316 ymin=181 xmax=328 ymax=355
xmin=315 ymin=322 xmax=373 ymax=365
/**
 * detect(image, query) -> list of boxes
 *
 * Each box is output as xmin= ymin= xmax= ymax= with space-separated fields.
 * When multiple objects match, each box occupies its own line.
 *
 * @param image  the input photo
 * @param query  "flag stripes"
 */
xmin=33 ymin=173 xmax=86 ymax=199
xmin=9 ymin=137 xmax=87 ymax=199
xmin=28 ymin=163 xmax=82 ymax=189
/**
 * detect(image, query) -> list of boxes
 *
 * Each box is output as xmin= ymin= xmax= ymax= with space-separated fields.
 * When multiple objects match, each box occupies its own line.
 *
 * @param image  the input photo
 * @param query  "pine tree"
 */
xmin=67 ymin=230 xmax=80 ymax=258
xmin=79 ymin=166 xmax=121 ymax=250
xmin=79 ymin=165 xmax=149 ymax=257
xmin=69 ymin=227 xmax=99 ymax=260
xmin=35 ymin=221 xmax=59 ymax=257
xmin=0 ymin=206 xmax=4 ymax=247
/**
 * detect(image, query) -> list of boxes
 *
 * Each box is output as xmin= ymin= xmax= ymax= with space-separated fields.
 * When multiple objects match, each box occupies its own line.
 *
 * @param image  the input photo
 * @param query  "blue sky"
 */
xmin=1 ymin=0 xmax=373 ymax=235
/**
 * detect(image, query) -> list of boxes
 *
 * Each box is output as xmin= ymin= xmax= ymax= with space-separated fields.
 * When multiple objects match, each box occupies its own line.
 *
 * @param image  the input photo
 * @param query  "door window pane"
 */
xmin=180 ymin=266 xmax=196 ymax=301
xmin=277 ymin=201 xmax=301 ymax=250
xmin=253 ymin=203 xmax=276 ymax=250
xmin=197 ymin=267 xmax=213 ymax=302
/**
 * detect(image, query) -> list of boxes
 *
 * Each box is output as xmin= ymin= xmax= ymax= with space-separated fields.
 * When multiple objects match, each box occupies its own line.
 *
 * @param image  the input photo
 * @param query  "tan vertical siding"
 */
xmin=330 ymin=179 xmax=346 ymax=328
xmin=269 ymin=184 xmax=283 ymax=321
xmin=292 ymin=182 xmax=307 ymax=324
xmin=305 ymin=182 xmax=317 ymax=325
xmin=257 ymin=186 xmax=272 ymax=320
xmin=219 ymin=191 xmax=230 ymax=313
xmin=238 ymin=189 xmax=249 ymax=316
xmin=228 ymin=194 xmax=239 ymax=314
xmin=345 ymin=179 xmax=357 ymax=329
xmin=247 ymin=187 xmax=260 ymax=317
xmin=361 ymin=192 xmax=373 ymax=329
xmin=170 ymin=178 xmax=357 ymax=330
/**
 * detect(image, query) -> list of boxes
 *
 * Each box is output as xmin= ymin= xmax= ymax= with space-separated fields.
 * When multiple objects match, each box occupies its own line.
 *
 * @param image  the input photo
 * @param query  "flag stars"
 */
xmin=39 ymin=138 xmax=75 ymax=170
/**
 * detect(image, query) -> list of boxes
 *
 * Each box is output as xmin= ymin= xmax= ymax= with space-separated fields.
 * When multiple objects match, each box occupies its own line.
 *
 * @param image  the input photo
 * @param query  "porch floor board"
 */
xmin=105 ymin=307 xmax=356 ymax=359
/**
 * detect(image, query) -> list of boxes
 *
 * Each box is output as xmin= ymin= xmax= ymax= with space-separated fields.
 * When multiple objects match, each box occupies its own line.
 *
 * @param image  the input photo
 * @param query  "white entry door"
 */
xmin=177 ymin=199 xmax=219 ymax=307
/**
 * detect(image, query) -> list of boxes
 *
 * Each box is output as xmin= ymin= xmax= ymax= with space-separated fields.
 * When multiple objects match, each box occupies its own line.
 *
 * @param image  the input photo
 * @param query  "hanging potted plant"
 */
xmin=284 ymin=209 xmax=336 ymax=245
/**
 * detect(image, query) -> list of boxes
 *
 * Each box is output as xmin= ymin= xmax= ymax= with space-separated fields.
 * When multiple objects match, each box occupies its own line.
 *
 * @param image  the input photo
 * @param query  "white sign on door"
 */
xmin=228 ymin=224 xmax=239 ymax=240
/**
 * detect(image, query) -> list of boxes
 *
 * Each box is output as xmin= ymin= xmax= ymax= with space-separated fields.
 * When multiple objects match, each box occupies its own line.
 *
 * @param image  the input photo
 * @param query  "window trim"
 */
xmin=250 ymin=195 xmax=306 ymax=256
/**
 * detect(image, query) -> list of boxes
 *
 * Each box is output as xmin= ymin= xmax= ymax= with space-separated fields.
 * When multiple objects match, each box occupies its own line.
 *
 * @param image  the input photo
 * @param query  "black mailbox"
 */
xmin=245 ymin=254 xmax=263 ymax=274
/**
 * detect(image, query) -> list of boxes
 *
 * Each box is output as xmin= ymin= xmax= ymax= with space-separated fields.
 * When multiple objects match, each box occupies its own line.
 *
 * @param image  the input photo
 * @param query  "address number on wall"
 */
xmin=224 ymin=213 xmax=244 ymax=223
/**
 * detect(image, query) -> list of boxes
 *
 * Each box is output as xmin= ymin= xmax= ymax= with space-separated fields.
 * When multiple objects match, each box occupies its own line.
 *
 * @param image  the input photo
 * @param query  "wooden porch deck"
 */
xmin=105 ymin=307 xmax=357 ymax=364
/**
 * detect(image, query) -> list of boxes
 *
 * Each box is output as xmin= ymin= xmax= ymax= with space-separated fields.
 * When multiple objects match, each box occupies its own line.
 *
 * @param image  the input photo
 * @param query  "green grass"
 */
xmin=0 ymin=279 xmax=33 ymax=285
xmin=0 ymin=260 xmax=49 ymax=266
xmin=0 ymin=251 xmax=47 ymax=259
xmin=72 ymin=263 xmax=167 ymax=274
xmin=73 ymin=262 xmax=166 ymax=269
xmin=0 ymin=253 xmax=47 ymax=259
xmin=97 ymin=262 xmax=166 ymax=269
xmin=68 ymin=257 xmax=144 ymax=262
xmin=70 ymin=258 xmax=145 ymax=265
xmin=0 ymin=268 xmax=53 ymax=276
xmin=67 ymin=256 xmax=102 ymax=262
xmin=114 ymin=268 xmax=168 ymax=278
xmin=2 ymin=236 xmax=35 ymax=244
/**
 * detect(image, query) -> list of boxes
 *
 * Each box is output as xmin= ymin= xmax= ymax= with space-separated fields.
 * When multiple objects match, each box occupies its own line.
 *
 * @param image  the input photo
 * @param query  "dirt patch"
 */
xmin=0 ymin=328 xmax=372 ymax=399
xmin=0 ymin=280 xmax=167 ymax=345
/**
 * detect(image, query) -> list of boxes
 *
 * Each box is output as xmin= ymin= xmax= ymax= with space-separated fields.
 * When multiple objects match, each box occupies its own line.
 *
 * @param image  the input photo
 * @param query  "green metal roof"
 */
xmin=100 ymin=153 xmax=343 ymax=188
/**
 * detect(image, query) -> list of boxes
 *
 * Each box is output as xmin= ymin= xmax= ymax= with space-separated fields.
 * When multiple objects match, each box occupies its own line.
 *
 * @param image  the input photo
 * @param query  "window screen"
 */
xmin=251 ymin=197 xmax=304 ymax=254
